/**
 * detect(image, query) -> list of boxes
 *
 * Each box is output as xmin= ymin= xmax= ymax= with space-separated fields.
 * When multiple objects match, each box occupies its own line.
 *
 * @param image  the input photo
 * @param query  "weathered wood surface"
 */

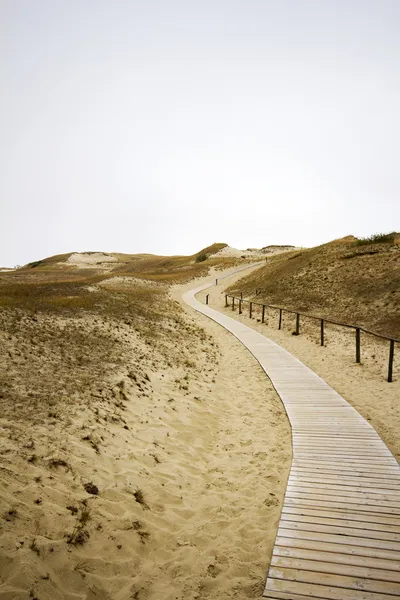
xmin=183 ymin=282 xmax=400 ymax=600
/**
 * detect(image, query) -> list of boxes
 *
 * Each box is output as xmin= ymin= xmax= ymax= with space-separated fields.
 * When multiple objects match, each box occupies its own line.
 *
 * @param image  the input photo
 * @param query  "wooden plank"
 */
xmin=290 ymin=464 xmax=400 ymax=474
xmin=288 ymin=476 xmax=400 ymax=487
xmin=291 ymin=421 xmax=368 ymax=424
xmin=281 ymin=513 xmax=400 ymax=534
xmin=292 ymin=432 xmax=382 ymax=436
xmin=273 ymin=545 xmax=400 ymax=572
xmin=292 ymin=446 xmax=395 ymax=453
xmin=294 ymin=460 xmax=397 ymax=472
xmin=292 ymin=432 xmax=384 ymax=437
xmin=292 ymin=447 xmax=393 ymax=455
xmin=292 ymin=452 xmax=393 ymax=459
xmin=268 ymin=566 xmax=400 ymax=595
xmin=270 ymin=555 xmax=400 ymax=582
xmin=275 ymin=535 xmax=400 ymax=560
xmin=264 ymin=576 xmax=400 ymax=600
xmin=282 ymin=506 xmax=400 ymax=526
xmin=263 ymin=594 xmax=327 ymax=600
xmin=292 ymin=437 xmax=384 ymax=442
xmin=292 ymin=445 xmax=392 ymax=452
xmin=292 ymin=423 xmax=373 ymax=426
xmin=278 ymin=528 xmax=400 ymax=551
xmin=287 ymin=480 xmax=400 ymax=496
xmin=292 ymin=449 xmax=393 ymax=455
xmin=292 ymin=436 xmax=379 ymax=448
xmin=286 ymin=485 xmax=400 ymax=502
xmin=292 ymin=436 xmax=383 ymax=440
xmin=288 ymin=475 xmax=400 ymax=491
xmin=263 ymin=594 xmax=341 ymax=600
xmin=291 ymin=462 xmax=399 ymax=470
xmin=290 ymin=467 xmax=400 ymax=480
xmin=285 ymin=491 xmax=400 ymax=510
xmin=292 ymin=447 xmax=389 ymax=453
xmin=291 ymin=462 xmax=400 ymax=475
xmin=290 ymin=415 xmax=366 ymax=418
xmin=292 ymin=467 xmax=399 ymax=475
xmin=292 ymin=422 xmax=374 ymax=425
xmin=293 ymin=452 xmax=394 ymax=459
xmin=278 ymin=521 xmax=400 ymax=541
xmin=288 ymin=418 xmax=365 ymax=422
xmin=292 ymin=430 xmax=378 ymax=434
xmin=284 ymin=497 xmax=400 ymax=515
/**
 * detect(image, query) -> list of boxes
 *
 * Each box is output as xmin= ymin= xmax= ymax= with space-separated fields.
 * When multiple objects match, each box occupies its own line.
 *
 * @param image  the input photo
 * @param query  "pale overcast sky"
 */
xmin=1 ymin=1 xmax=399 ymax=266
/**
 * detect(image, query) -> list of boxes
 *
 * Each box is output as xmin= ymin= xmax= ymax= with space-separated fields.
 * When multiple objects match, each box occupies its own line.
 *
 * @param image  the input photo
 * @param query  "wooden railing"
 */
xmin=224 ymin=294 xmax=398 ymax=382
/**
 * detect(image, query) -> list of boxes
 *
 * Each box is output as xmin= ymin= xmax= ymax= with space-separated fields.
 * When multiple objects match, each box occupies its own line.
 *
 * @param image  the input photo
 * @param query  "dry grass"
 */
xmin=0 ymin=244 xmax=251 ymax=431
xmin=227 ymin=236 xmax=400 ymax=338
xmin=0 ymin=245 xmax=226 ymax=599
xmin=11 ymin=243 xmax=236 ymax=283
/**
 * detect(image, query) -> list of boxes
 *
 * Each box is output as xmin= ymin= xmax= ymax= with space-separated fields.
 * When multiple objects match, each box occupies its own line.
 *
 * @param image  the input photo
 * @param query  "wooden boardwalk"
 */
xmin=183 ymin=283 xmax=400 ymax=600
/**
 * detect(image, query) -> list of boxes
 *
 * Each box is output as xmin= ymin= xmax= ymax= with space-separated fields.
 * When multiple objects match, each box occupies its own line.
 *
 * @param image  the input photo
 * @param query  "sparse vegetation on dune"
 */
xmin=1 ymin=244 xmax=285 ymax=599
xmin=12 ymin=242 xmax=234 ymax=282
xmin=227 ymin=234 xmax=400 ymax=338
xmin=354 ymin=231 xmax=398 ymax=246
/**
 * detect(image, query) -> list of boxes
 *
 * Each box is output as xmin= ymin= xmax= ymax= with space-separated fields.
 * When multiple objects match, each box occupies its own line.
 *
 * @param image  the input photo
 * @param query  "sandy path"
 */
xmin=197 ymin=276 xmax=400 ymax=463
xmin=170 ymin=270 xmax=291 ymax=599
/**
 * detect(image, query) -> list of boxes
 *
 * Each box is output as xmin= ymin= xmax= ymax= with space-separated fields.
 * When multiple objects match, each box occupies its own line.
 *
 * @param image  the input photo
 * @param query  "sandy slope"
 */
xmin=0 ymin=267 xmax=291 ymax=600
xmin=66 ymin=253 xmax=118 ymax=270
xmin=199 ymin=278 xmax=400 ymax=462
xmin=213 ymin=246 xmax=297 ymax=259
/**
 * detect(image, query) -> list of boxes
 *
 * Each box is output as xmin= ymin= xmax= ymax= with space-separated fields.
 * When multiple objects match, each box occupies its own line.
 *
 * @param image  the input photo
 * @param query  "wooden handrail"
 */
xmin=224 ymin=294 xmax=398 ymax=382
xmin=225 ymin=294 xmax=399 ymax=342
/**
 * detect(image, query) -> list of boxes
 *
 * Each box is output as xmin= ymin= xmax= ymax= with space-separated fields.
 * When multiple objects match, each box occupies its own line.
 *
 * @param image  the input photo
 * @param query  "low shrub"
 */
xmin=354 ymin=232 xmax=396 ymax=246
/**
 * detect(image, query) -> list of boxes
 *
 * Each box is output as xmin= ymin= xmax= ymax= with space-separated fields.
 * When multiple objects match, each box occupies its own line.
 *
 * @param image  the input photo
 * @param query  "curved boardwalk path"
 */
xmin=183 ymin=282 xmax=400 ymax=600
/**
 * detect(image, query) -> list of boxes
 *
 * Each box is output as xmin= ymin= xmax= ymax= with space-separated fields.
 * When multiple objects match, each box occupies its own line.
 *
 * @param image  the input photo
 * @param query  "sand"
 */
xmin=213 ymin=246 xmax=297 ymax=259
xmin=0 ymin=266 xmax=291 ymax=599
xmin=98 ymin=277 xmax=163 ymax=289
xmin=66 ymin=253 xmax=118 ymax=269
xmin=199 ymin=275 xmax=400 ymax=462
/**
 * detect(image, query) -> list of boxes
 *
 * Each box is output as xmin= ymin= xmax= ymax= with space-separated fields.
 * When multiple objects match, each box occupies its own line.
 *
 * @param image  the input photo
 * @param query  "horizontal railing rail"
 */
xmin=224 ymin=293 xmax=398 ymax=382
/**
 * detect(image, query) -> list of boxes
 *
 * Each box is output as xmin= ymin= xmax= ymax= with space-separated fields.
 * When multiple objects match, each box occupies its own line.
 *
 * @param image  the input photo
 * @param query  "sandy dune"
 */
xmin=213 ymin=246 xmax=297 ymax=259
xmin=66 ymin=253 xmax=118 ymax=269
xmin=0 ymin=267 xmax=290 ymax=600
xmin=2 ymin=258 xmax=396 ymax=599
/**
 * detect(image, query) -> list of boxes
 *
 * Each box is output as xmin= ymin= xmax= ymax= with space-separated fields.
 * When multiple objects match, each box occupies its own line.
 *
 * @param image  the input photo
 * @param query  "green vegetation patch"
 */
xmin=354 ymin=232 xmax=397 ymax=246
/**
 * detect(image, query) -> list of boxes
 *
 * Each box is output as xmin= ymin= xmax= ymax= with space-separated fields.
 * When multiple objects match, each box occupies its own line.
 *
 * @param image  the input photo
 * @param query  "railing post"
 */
xmin=215 ymin=279 xmax=218 ymax=285
xmin=320 ymin=319 xmax=324 ymax=346
xmin=205 ymin=294 xmax=209 ymax=305
xmin=225 ymin=295 xmax=228 ymax=307
xmin=278 ymin=308 xmax=282 ymax=330
xmin=356 ymin=328 xmax=361 ymax=363
xmin=240 ymin=292 xmax=243 ymax=300
xmin=239 ymin=299 xmax=242 ymax=314
xmin=262 ymin=305 xmax=265 ymax=324
xmin=249 ymin=302 xmax=252 ymax=318
xmin=232 ymin=297 xmax=235 ymax=311
xmin=295 ymin=313 xmax=300 ymax=335
xmin=388 ymin=339 xmax=395 ymax=382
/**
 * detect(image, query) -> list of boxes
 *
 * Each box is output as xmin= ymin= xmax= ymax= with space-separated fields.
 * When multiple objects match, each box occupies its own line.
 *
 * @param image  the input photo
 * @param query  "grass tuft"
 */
xmin=133 ymin=489 xmax=148 ymax=509
xmin=83 ymin=482 xmax=99 ymax=495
